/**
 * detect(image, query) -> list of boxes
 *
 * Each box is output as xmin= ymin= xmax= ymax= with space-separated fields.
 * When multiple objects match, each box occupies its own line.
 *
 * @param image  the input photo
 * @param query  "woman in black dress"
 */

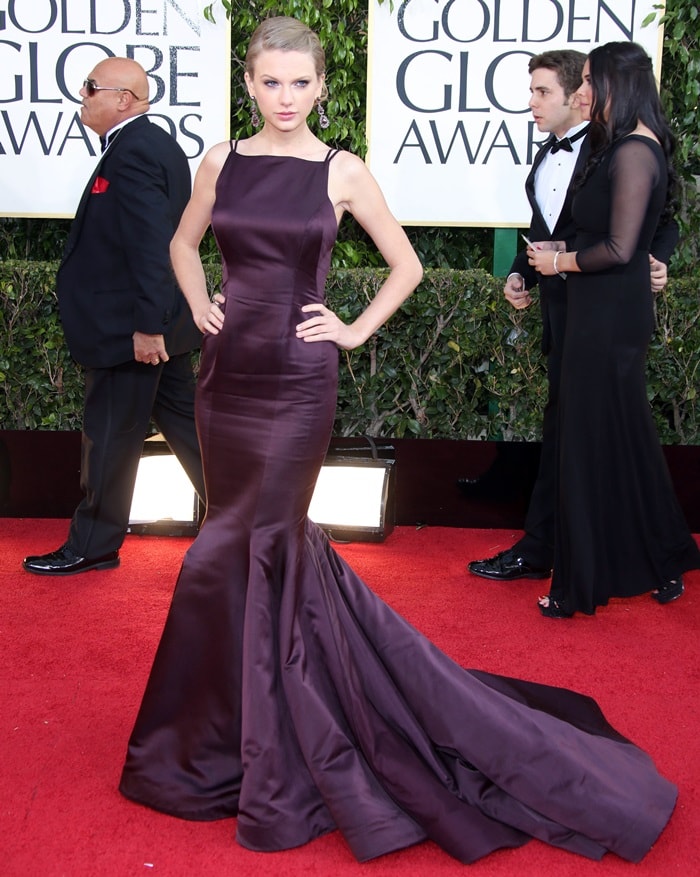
xmin=120 ymin=22 xmax=677 ymax=864
xmin=529 ymin=42 xmax=700 ymax=618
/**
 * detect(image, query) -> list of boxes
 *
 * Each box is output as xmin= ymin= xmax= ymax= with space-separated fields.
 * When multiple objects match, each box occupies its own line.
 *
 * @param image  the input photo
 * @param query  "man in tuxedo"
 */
xmin=23 ymin=57 xmax=204 ymax=576
xmin=467 ymin=50 xmax=675 ymax=581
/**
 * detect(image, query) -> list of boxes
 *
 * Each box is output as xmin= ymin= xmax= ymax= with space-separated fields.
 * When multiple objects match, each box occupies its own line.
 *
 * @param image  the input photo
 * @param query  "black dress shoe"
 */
xmin=468 ymin=548 xmax=551 ymax=581
xmin=22 ymin=544 xmax=120 ymax=576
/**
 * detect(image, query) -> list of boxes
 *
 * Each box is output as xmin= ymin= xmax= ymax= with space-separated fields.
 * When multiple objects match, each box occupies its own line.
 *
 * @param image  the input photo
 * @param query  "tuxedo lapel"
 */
xmin=61 ymin=125 xmax=128 ymax=263
xmin=61 ymin=160 xmax=102 ymax=262
xmin=551 ymin=135 xmax=590 ymax=238
xmin=526 ymin=141 xmax=551 ymax=232
xmin=74 ymin=155 xmax=105 ymax=214
xmin=73 ymin=127 xmax=126 ymax=223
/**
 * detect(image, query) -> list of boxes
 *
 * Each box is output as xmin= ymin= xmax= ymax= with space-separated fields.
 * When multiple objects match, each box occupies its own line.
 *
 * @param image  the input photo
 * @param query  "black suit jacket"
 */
xmin=57 ymin=115 xmax=201 ymax=368
xmin=509 ymin=132 xmax=590 ymax=354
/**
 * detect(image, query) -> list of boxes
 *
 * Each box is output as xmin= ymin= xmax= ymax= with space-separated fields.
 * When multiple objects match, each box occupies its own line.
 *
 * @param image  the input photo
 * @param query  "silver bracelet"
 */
xmin=553 ymin=250 xmax=567 ymax=279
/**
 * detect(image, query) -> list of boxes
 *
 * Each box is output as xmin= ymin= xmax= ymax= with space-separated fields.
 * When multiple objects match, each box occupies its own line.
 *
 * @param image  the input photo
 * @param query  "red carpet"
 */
xmin=2 ymin=519 xmax=699 ymax=876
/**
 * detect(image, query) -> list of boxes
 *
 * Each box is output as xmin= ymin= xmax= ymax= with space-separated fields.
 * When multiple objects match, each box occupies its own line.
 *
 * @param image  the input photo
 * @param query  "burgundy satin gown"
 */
xmin=119 ymin=143 xmax=676 ymax=864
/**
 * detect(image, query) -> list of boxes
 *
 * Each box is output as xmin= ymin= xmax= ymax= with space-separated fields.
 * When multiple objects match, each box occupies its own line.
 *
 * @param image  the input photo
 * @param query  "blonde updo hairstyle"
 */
xmin=245 ymin=16 xmax=328 ymax=101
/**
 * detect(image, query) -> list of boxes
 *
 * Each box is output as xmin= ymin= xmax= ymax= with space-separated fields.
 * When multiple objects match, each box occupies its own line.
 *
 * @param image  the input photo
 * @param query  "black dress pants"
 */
xmin=67 ymin=353 xmax=204 ymax=557
xmin=512 ymin=283 xmax=567 ymax=568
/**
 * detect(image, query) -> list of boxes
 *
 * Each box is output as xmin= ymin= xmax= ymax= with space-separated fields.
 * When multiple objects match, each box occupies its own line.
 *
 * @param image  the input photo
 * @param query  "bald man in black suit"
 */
xmin=24 ymin=57 xmax=204 ymax=576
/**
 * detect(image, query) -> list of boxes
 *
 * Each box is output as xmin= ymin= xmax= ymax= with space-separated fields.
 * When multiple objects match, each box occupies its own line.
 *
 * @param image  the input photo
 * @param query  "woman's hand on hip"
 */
xmin=296 ymin=303 xmax=360 ymax=350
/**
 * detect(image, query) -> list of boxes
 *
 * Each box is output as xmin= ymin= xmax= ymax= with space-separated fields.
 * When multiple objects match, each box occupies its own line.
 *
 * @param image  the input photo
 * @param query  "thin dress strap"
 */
xmin=325 ymin=148 xmax=340 ymax=163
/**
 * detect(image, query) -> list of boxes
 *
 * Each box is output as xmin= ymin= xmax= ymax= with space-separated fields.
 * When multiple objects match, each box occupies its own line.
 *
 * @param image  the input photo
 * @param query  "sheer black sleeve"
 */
xmin=575 ymin=139 xmax=660 ymax=273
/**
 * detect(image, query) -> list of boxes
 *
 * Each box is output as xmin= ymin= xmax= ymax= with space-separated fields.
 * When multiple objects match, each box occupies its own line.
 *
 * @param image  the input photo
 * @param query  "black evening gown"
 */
xmin=119 ymin=143 xmax=677 ymax=864
xmin=550 ymin=136 xmax=700 ymax=615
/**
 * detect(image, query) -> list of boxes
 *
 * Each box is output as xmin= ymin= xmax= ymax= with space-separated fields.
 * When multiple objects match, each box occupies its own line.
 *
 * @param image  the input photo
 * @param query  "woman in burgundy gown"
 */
xmin=119 ymin=20 xmax=676 ymax=864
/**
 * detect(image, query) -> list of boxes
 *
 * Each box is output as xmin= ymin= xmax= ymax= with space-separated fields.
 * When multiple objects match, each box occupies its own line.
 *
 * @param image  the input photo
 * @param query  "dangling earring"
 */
xmin=250 ymin=95 xmax=261 ymax=128
xmin=316 ymin=99 xmax=329 ymax=130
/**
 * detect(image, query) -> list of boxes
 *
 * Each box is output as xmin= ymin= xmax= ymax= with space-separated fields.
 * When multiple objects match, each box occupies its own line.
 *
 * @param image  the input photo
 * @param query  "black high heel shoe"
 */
xmin=651 ymin=578 xmax=684 ymax=604
xmin=538 ymin=595 xmax=574 ymax=618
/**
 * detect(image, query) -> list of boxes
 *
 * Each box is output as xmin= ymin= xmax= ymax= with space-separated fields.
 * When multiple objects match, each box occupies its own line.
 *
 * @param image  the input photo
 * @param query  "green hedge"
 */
xmin=1 ymin=260 xmax=698 ymax=443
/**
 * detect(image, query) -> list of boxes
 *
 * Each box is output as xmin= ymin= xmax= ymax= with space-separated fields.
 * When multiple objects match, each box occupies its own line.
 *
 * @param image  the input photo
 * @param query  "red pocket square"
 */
xmin=91 ymin=176 xmax=110 ymax=194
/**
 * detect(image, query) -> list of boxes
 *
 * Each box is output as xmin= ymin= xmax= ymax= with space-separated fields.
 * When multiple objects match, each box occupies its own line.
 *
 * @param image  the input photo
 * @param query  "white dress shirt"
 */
xmin=534 ymin=122 xmax=588 ymax=233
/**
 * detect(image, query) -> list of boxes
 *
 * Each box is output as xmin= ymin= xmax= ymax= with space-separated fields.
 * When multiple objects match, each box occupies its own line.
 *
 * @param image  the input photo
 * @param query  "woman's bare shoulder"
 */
xmin=330 ymin=149 xmax=371 ymax=182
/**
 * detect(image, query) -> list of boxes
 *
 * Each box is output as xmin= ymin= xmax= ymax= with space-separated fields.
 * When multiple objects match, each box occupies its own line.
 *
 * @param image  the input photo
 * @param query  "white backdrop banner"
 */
xmin=0 ymin=0 xmax=230 ymax=217
xmin=367 ymin=0 xmax=663 ymax=226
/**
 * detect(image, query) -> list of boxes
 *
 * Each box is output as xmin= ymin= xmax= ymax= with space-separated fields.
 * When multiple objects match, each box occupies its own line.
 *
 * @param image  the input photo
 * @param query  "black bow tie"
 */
xmin=550 ymin=136 xmax=573 ymax=153
xmin=547 ymin=126 xmax=588 ymax=155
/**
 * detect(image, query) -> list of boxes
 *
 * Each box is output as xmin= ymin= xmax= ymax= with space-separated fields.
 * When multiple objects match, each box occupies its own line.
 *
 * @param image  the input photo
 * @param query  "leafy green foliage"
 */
xmin=326 ymin=268 xmax=549 ymax=440
xmin=0 ymin=219 xmax=71 ymax=261
xmin=647 ymin=0 xmax=700 ymax=270
xmin=0 ymin=262 xmax=83 ymax=429
xmin=3 ymin=262 xmax=698 ymax=444
xmin=646 ymin=275 xmax=700 ymax=443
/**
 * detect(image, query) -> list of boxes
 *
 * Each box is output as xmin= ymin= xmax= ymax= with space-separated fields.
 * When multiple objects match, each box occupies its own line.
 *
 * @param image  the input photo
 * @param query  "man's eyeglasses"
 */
xmin=83 ymin=78 xmax=145 ymax=101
